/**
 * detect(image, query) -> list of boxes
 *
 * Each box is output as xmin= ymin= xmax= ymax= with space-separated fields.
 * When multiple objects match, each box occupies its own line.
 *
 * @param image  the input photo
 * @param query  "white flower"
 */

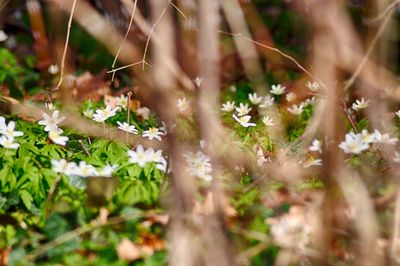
xmin=194 ymin=77 xmax=202 ymax=87
xmin=235 ymin=103 xmax=251 ymax=116
xmin=351 ymin=98 xmax=369 ymax=111
xmin=46 ymin=102 xmax=56 ymax=111
xmin=38 ymin=110 xmax=65 ymax=132
xmin=76 ymin=161 xmax=98 ymax=177
xmin=116 ymin=121 xmax=138 ymax=134
xmin=147 ymin=148 xmax=167 ymax=171
xmin=0 ymin=30 xmax=7 ymax=42
xmin=372 ymin=129 xmax=398 ymax=145
xmin=309 ymin=139 xmax=321 ymax=153
xmin=177 ymin=97 xmax=190 ymax=113
xmin=136 ymin=107 xmax=150 ymax=120
xmin=232 ymin=114 xmax=256 ymax=127
xmin=49 ymin=130 xmax=69 ymax=146
xmin=98 ymin=164 xmax=119 ymax=177
xmin=339 ymin=132 xmax=369 ymax=154
xmin=359 ymin=129 xmax=375 ymax=144
xmin=346 ymin=108 xmax=354 ymax=116
xmin=286 ymin=92 xmax=297 ymax=102
xmin=230 ymin=85 xmax=236 ymax=92
xmin=304 ymin=96 xmax=316 ymax=106
xmin=270 ymin=84 xmax=286 ymax=95
xmin=48 ymin=64 xmax=59 ymax=74
xmin=306 ymin=81 xmax=320 ymax=92
xmin=199 ymin=140 xmax=207 ymax=149
xmin=116 ymin=95 xmax=128 ymax=110
xmin=287 ymin=103 xmax=304 ymax=115
xmin=262 ymin=116 xmax=274 ymax=126
xmin=156 ymin=157 xmax=168 ymax=172
xmin=303 ymin=157 xmax=322 ymax=168
xmin=127 ymin=145 xmax=152 ymax=167
xmin=92 ymin=105 xmax=119 ymax=123
xmin=396 ymin=110 xmax=400 ymax=119
xmin=142 ymin=127 xmax=164 ymax=141
xmin=254 ymin=145 xmax=269 ymax=166
xmin=160 ymin=121 xmax=169 ymax=135
xmin=259 ymin=96 xmax=274 ymax=108
xmin=51 ymin=159 xmax=77 ymax=175
xmin=83 ymin=109 xmax=94 ymax=118
xmin=0 ymin=116 xmax=5 ymax=131
xmin=221 ymin=101 xmax=236 ymax=112
xmin=249 ymin=93 xmax=263 ymax=105
xmin=0 ymin=136 xmax=19 ymax=149
xmin=184 ymin=151 xmax=212 ymax=182
xmin=147 ymin=148 xmax=163 ymax=162
xmin=0 ymin=120 xmax=24 ymax=139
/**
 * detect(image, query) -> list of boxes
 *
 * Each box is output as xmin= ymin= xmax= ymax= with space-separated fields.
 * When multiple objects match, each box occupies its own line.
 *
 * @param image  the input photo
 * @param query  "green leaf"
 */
xmin=19 ymin=190 xmax=33 ymax=209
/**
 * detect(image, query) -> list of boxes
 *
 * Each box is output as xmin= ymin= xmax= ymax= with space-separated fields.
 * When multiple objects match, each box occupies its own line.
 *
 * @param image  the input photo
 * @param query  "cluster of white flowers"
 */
xmin=221 ymin=81 xmax=321 ymax=127
xmin=339 ymin=129 xmax=398 ymax=154
xmin=52 ymin=159 xmax=118 ymax=177
xmin=221 ymin=93 xmax=275 ymax=114
xmin=127 ymin=145 xmax=167 ymax=172
xmin=38 ymin=110 xmax=68 ymax=146
xmin=184 ymin=151 xmax=212 ymax=182
xmin=231 ymin=101 xmax=257 ymax=127
xmin=0 ymin=116 xmax=24 ymax=149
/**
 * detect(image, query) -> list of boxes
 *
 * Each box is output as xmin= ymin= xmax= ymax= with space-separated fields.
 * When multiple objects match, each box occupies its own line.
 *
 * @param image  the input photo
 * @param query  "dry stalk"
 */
xmin=110 ymin=0 xmax=138 ymax=82
xmin=53 ymin=0 xmax=77 ymax=91
xmin=198 ymin=0 xmax=236 ymax=265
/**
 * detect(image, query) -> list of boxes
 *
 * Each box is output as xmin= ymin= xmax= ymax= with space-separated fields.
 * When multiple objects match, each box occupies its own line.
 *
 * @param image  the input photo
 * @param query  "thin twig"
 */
xmin=218 ymin=30 xmax=314 ymax=80
xmin=0 ymin=0 xmax=11 ymax=12
xmin=126 ymin=91 xmax=132 ymax=145
xmin=54 ymin=0 xmax=77 ymax=90
xmin=78 ymin=139 xmax=90 ymax=156
xmin=168 ymin=0 xmax=187 ymax=19
xmin=107 ymin=60 xmax=152 ymax=74
xmin=142 ymin=3 xmax=169 ymax=70
xmin=110 ymin=0 xmax=138 ymax=82
xmin=44 ymin=175 xmax=63 ymax=219
xmin=364 ymin=0 xmax=399 ymax=25
xmin=344 ymin=6 xmax=395 ymax=91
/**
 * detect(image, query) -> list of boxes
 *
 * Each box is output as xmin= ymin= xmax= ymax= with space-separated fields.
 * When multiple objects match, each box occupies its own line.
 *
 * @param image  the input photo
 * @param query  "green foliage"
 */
xmin=0 ymin=48 xmax=40 ymax=98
